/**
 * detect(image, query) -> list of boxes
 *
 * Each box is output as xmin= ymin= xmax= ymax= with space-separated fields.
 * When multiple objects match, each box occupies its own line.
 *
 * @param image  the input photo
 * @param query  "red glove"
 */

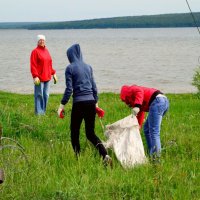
xmin=59 ymin=109 xmax=65 ymax=119
xmin=96 ymin=107 xmax=105 ymax=118
xmin=57 ymin=104 xmax=65 ymax=119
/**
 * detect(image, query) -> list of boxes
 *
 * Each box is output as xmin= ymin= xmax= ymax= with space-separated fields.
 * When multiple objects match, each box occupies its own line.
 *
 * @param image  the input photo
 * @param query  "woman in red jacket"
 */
xmin=120 ymin=85 xmax=169 ymax=159
xmin=30 ymin=35 xmax=57 ymax=115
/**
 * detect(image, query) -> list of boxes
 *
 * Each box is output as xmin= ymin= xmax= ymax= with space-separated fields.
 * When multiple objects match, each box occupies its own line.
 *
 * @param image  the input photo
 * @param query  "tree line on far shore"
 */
xmin=0 ymin=12 xmax=200 ymax=29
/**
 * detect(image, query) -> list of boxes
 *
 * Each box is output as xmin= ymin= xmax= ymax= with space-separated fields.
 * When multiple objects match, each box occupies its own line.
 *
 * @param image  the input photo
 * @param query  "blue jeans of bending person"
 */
xmin=144 ymin=96 xmax=169 ymax=156
xmin=34 ymin=81 xmax=50 ymax=115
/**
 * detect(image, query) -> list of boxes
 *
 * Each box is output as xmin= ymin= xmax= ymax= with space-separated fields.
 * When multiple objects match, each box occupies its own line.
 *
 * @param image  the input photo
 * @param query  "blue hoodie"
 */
xmin=61 ymin=44 xmax=98 ymax=105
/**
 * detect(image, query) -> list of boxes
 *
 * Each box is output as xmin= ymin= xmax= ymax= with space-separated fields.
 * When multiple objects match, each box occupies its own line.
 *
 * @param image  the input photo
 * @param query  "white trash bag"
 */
xmin=104 ymin=115 xmax=147 ymax=168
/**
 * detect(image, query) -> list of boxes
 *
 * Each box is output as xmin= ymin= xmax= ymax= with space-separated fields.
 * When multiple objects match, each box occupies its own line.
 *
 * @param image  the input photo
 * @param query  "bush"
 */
xmin=192 ymin=66 xmax=200 ymax=93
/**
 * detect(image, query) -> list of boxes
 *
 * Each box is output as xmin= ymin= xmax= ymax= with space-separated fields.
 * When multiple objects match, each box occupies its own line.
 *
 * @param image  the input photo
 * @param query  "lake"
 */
xmin=0 ymin=28 xmax=199 ymax=94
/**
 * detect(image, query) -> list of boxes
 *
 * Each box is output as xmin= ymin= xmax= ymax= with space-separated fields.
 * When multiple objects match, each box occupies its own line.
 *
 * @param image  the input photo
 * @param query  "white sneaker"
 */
xmin=103 ymin=155 xmax=113 ymax=167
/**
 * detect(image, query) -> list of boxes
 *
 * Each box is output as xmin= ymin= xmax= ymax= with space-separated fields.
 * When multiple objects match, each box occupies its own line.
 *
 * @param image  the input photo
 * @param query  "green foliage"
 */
xmin=192 ymin=66 xmax=200 ymax=93
xmin=26 ymin=12 xmax=200 ymax=30
xmin=0 ymin=91 xmax=199 ymax=199
xmin=0 ymin=12 xmax=200 ymax=30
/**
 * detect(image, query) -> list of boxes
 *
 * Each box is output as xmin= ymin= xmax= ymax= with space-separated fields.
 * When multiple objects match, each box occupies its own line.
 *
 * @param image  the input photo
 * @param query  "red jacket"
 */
xmin=30 ymin=45 xmax=56 ymax=82
xmin=120 ymin=85 xmax=160 ymax=127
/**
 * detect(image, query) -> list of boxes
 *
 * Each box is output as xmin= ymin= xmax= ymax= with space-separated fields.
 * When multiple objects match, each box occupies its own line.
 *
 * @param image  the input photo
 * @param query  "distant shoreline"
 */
xmin=0 ymin=12 xmax=200 ymax=30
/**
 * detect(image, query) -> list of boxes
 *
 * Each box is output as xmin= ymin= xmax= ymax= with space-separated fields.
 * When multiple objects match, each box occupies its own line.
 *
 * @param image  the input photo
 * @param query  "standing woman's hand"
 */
xmin=33 ymin=77 xmax=40 ymax=85
xmin=53 ymin=74 xmax=58 ymax=84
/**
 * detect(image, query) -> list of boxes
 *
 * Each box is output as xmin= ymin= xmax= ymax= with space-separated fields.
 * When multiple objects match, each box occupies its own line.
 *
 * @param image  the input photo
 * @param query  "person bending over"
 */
xmin=120 ymin=85 xmax=169 ymax=160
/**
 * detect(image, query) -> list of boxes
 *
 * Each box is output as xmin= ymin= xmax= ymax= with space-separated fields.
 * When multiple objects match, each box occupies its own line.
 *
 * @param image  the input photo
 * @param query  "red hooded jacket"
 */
xmin=120 ymin=85 xmax=161 ymax=127
xmin=30 ymin=45 xmax=56 ymax=82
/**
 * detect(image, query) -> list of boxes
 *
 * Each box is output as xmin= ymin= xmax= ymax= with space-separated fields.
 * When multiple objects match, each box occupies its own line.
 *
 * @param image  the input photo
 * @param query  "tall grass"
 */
xmin=0 ymin=91 xmax=199 ymax=200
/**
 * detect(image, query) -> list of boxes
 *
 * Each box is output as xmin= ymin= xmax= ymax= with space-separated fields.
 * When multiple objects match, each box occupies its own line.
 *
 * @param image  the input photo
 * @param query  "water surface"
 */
xmin=0 ymin=28 xmax=199 ymax=94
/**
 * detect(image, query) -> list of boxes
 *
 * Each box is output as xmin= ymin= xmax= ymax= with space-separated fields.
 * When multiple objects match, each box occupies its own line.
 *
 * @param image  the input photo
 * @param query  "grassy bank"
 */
xmin=0 ymin=91 xmax=199 ymax=200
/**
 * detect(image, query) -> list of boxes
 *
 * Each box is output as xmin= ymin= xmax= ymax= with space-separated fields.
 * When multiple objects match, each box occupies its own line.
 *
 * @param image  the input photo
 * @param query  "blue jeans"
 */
xmin=144 ymin=96 xmax=169 ymax=156
xmin=34 ymin=81 xmax=50 ymax=115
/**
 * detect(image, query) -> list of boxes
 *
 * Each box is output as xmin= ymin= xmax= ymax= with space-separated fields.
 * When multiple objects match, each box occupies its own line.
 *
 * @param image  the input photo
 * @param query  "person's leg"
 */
xmin=148 ymin=109 xmax=162 ymax=155
xmin=34 ymin=82 xmax=44 ymax=115
xmin=70 ymin=103 xmax=83 ymax=155
xmin=43 ymin=81 xmax=50 ymax=113
xmin=148 ymin=97 xmax=169 ymax=156
xmin=143 ymin=116 xmax=152 ymax=154
xmin=83 ymin=102 xmax=107 ymax=159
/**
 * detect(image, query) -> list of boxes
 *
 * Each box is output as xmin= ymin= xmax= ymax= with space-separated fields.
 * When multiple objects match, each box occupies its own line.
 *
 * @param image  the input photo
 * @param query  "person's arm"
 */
xmin=130 ymin=87 xmax=144 ymax=109
xmin=90 ymin=67 xmax=98 ymax=103
xmin=50 ymin=55 xmax=56 ymax=76
xmin=46 ymin=49 xmax=57 ymax=83
xmin=61 ymin=66 xmax=73 ymax=105
xmin=30 ymin=50 xmax=39 ymax=78
xmin=137 ymin=111 xmax=145 ymax=128
xmin=57 ymin=66 xmax=72 ymax=117
xmin=130 ymin=86 xmax=145 ymax=127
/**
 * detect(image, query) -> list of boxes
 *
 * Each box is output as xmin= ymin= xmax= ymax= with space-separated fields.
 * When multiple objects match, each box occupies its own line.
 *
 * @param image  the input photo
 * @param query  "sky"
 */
xmin=0 ymin=0 xmax=200 ymax=22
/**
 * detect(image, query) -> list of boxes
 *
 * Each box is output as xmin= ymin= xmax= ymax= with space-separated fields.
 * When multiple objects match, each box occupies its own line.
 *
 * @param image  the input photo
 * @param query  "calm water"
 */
xmin=0 ymin=28 xmax=200 ymax=94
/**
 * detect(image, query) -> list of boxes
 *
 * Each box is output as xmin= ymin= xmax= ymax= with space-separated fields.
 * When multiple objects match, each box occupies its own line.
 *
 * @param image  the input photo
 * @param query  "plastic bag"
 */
xmin=104 ymin=115 xmax=147 ymax=168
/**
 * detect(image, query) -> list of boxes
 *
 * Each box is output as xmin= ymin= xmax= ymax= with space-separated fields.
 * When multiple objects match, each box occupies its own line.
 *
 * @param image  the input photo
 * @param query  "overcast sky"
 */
xmin=0 ymin=0 xmax=200 ymax=22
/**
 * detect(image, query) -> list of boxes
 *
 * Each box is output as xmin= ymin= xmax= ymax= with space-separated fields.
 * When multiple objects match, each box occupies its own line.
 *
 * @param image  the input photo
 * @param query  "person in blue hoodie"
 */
xmin=57 ymin=44 xmax=112 ymax=165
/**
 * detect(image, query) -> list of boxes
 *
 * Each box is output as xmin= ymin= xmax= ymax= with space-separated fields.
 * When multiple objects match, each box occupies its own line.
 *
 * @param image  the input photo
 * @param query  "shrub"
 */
xmin=192 ymin=66 xmax=200 ymax=93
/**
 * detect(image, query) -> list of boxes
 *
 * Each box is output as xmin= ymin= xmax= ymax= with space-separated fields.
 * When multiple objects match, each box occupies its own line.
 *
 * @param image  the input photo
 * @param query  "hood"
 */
xmin=67 ymin=44 xmax=83 ymax=63
xmin=120 ymin=85 xmax=130 ymax=101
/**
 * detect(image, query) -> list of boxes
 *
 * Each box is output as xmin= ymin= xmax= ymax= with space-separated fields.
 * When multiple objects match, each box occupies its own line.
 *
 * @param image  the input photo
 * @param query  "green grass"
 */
xmin=0 ymin=91 xmax=199 ymax=200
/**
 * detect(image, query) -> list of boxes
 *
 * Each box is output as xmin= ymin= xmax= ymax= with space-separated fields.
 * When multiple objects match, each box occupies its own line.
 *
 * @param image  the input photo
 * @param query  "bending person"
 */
xmin=120 ymin=85 xmax=169 ymax=160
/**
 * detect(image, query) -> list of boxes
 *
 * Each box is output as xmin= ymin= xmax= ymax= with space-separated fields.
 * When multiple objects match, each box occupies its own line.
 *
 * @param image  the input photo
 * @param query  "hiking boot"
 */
xmin=103 ymin=155 xmax=113 ymax=168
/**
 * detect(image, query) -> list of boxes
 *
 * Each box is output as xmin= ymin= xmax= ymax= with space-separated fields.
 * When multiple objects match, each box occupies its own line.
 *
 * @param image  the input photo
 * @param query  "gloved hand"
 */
xmin=53 ymin=74 xmax=58 ymax=84
xmin=33 ymin=77 xmax=40 ymax=85
xmin=96 ymin=107 xmax=105 ymax=118
xmin=57 ymin=104 xmax=65 ymax=118
xmin=132 ymin=107 xmax=140 ymax=117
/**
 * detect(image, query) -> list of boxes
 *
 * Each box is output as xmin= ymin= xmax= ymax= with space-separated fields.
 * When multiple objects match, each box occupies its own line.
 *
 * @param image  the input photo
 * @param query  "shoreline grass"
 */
xmin=0 ymin=91 xmax=199 ymax=199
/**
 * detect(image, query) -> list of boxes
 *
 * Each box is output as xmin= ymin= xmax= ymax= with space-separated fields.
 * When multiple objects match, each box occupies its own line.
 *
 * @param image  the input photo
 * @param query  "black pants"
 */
xmin=70 ymin=101 xmax=107 ymax=159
